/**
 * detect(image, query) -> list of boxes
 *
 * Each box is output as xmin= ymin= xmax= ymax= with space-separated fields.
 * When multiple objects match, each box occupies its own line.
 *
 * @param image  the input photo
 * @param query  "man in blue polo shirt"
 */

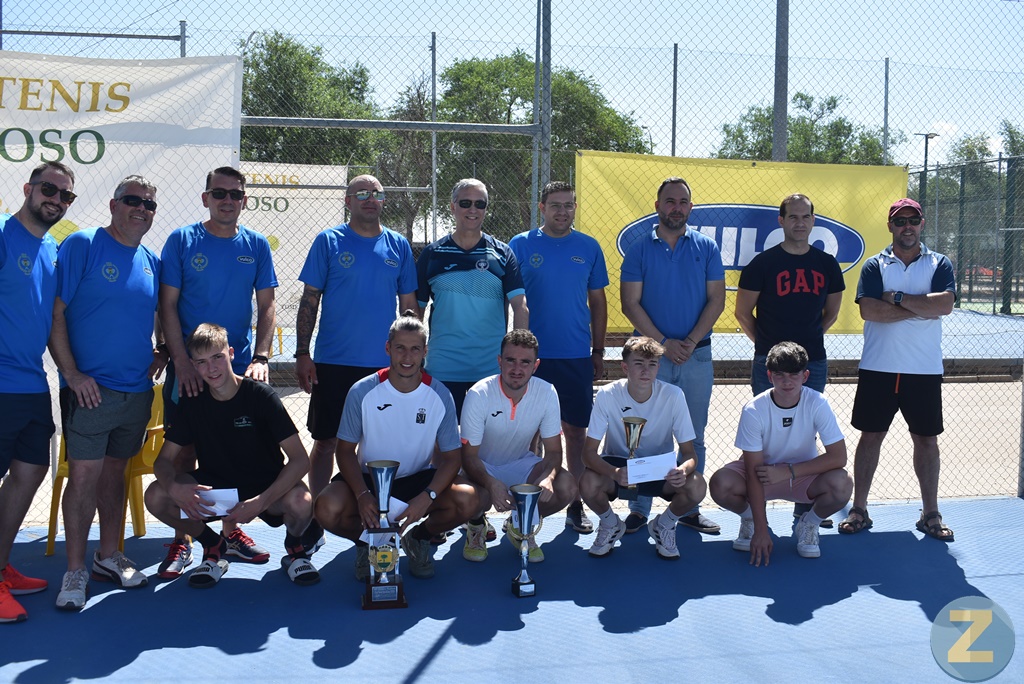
xmin=416 ymin=178 xmax=529 ymax=419
xmin=509 ymin=181 xmax=608 ymax=534
xmin=295 ymin=174 xmax=418 ymax=498
xmin=0 ymin=161 xmax=75 ymax=623
xmin=49 ymin=175 xmax=164 ymax=610
xmin=620 ymin=177 xmax=725 ymax=535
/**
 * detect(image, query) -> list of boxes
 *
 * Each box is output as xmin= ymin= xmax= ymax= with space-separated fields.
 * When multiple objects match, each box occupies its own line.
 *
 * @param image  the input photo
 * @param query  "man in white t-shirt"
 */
xmin=313 ymin=313 xmax=483 ymax=581
xmin=580 ymin=337 xmax=706 ymax=560
xmin=460 ymin=330 xmax=577 ymax=563
xmin=709 ymin=342 xmax=852 ymax=566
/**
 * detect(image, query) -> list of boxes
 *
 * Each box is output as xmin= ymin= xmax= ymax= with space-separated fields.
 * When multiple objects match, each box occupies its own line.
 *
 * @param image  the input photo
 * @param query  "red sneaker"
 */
xmin=0 ymin=582 xmax=28 ymax=623
xmin=1 ymin=564 xmax=48 ymax=595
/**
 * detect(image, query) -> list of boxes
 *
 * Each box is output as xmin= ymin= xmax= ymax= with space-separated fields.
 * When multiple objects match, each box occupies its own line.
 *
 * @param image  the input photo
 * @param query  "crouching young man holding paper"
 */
xmin=144 ymin=323 xmax=322 ymax=588
xmin=579 ymin=337 xmax=706 ymax=560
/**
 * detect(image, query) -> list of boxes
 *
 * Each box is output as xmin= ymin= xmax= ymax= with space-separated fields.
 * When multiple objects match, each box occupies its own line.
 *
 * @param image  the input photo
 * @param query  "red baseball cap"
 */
xmin=888 ymin=198 xmax=923 ymax=220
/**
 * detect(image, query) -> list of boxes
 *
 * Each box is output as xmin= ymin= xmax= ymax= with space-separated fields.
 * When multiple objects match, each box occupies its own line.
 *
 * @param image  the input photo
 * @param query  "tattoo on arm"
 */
xmin=296 ymin=288 xmax=321 ymax=350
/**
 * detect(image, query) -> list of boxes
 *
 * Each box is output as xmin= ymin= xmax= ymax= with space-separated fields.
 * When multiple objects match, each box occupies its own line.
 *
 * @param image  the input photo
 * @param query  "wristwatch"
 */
xmin=893 ymin=291 xmax=904 ymax=307
xmin=252 ymin=354 xmax=270 ymax=364
xmin=424 ymin=488 xmax=437 ymax=501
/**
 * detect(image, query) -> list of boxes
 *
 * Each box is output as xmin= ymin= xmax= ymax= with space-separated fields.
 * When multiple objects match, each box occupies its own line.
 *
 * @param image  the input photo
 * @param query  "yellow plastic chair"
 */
xmin=45 ymin=385 xmax=165 ymax=556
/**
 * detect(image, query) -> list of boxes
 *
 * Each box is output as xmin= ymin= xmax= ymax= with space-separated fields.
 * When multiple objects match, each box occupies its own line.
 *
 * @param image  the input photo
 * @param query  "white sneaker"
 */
xmin=648 ymin=513 xmax=680 ymax=560
xmin=56 ymin=569 xmax=89 ymax=610
xmin=92 ymin=551 xmax=148 ymax=588
xmin=286 ymin=556 xmax=320 ymax=586
xmin=795 ymin=512 xmax=821 ymax=558
xmin=733 ymin=517 xmax=754 ymax=552
xmin=588 ymin=517 xmax=626 ymax=557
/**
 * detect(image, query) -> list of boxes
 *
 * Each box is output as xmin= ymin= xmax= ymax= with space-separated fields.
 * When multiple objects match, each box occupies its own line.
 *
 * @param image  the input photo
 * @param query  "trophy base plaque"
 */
xmin=362 ymin=574 xmax=408 ymax=610
xmin=512 ymin=578 xmax=536 ymax=598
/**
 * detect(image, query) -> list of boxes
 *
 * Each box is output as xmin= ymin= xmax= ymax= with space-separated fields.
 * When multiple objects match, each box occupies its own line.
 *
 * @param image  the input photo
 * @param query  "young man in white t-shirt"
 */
xmin=460 ymin=329 xmax=577 ymax=563
xmin=580 ymin=337 xmax=706 ymax=560
xmin=709 ymin=341 xmax=852 ymax=566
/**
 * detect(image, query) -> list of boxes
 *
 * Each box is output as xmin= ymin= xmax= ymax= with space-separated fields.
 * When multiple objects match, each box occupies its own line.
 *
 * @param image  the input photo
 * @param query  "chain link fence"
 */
xmin=4 ymin=0 xmax=1023 ymax=529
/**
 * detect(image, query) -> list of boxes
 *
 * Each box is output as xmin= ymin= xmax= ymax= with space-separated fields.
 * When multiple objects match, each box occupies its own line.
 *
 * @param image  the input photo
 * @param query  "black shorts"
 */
xmin=307 ymin=364 xmax=379 ymax=440
xmin=331 ymin=467 xmax=436 ymax=502
xmin=602 ymin=456 xmax=673 ymax=502
xmin=162 ymin=360 xmax=181 ymax=430
xmin=852 ymin=369 xmax=944 ymax=436
xmin=534 ymin=357 xmax=594 ymax=428
xmin=0 ymin=392 xmax=54 ymax=476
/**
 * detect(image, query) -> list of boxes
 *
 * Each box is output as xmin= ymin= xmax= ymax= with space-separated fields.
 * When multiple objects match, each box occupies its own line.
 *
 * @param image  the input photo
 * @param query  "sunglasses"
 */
xmin=30 ymin=181 xmax=77 ymax=205
xmin=891 ymin=216 xmax=922 ymax=227
xmin=457 ymin=199 xmax=488 ymax=210
xmin=206 ymin=188 xmax=245 ymax=201
xmin=119 ymin=195 xmax=158 ymax=212
xmin=348 ymin=189 xmax=385 ymax=201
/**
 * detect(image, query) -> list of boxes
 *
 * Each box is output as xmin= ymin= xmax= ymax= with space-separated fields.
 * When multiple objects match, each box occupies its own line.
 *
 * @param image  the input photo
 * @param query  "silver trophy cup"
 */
xmin=509 ymin=484 xmax=543 ymax=598
xmin=363 ymin=459 xmax=407 ymax=609
xmin=621 ymin=416 xmax=647 ymax=499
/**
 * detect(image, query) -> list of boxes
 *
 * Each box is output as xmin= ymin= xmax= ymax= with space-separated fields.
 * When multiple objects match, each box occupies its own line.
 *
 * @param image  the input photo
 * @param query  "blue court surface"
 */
xmin=4 ymin=497 xmax=1022 ymax=683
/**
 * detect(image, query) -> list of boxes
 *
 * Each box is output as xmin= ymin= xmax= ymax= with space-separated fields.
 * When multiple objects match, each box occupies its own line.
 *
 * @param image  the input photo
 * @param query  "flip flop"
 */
xmin=916 ymin=511 xmax=954 ymax=542
xmin=838 ymin=506 xmax=873 ymax=535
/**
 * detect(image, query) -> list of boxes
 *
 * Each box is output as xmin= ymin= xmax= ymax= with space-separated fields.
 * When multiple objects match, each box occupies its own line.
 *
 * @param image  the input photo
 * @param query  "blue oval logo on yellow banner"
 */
xmin=616 ymin=204 xmax=865 ymax=272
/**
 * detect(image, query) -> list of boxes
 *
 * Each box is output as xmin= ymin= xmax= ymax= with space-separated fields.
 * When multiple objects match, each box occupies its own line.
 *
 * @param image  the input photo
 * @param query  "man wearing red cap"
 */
xmin=841 ymin=198 xmax=956 ymax=542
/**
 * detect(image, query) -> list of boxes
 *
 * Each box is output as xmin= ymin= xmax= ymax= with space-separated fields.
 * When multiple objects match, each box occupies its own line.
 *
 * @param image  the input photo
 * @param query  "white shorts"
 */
xmin=483 ymin=453 xmax=543 ymax=488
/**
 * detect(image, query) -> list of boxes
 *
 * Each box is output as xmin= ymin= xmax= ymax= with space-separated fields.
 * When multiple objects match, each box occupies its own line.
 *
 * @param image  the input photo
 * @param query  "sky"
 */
xmin=2 ymin=0 xmax=1022 ymax=168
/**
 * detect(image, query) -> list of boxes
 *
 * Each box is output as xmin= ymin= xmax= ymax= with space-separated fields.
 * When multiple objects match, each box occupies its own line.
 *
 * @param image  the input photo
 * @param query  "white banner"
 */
xmin=0 ymin=50 xmax=242 ymax=249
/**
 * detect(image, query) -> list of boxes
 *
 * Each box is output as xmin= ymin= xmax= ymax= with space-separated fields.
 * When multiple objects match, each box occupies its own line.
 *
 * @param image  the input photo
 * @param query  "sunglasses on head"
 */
xmin=891 ymin=216 xmax=922 ymax=227
xmin=119 ymin=195 xmax=158 ymax=211
xmin=30 ymin=181 xmax=77 ymax=205
xmin=207 ymin=188 xmax=245 ymax=201
xmin=348 ymin=189 xmax=385 ymax=201
xmin=457 ymin=199 xmax=488 ymax=210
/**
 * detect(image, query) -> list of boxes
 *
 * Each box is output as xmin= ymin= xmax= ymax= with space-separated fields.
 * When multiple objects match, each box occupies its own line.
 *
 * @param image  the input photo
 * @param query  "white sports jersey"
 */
xmin=338 ymin=369 xmax=460 ymax=478
xmin=588 ymin=379 xmax=695 ymax=457
xmin=734 ymin=386 xmax=844 ymax=465
xmin=460 ymin=375 xmax=562 ymax=467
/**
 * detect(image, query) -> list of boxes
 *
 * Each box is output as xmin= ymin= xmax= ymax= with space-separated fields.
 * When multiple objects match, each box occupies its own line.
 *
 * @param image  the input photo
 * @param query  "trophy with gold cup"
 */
xmin=621 ymin=416 xmax=647 ymax=500
xmin=362 ymin=460 xmax=408 ymax=609
xmin=509 ymin=484 xmax=543 ymax=598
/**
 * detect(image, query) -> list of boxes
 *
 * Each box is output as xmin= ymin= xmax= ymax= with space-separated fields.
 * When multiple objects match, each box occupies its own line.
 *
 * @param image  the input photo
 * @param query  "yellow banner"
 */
xmin=576 ymin=151 xmax=908 ymax=334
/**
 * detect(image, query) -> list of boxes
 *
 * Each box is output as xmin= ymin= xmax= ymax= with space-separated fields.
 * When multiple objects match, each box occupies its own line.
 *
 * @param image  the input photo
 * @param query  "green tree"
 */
xmin=1000 ymin=120 xmax=1024 ymax=156
xmin=716 ymin=92 xmax=902 ymax=165
xmin=241 ymin=31 xmax=378 ymax=165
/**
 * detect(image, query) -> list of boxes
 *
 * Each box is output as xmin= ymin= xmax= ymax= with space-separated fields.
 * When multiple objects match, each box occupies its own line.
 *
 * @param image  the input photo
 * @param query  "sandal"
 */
xmin=838 ymin=506 xmax=873 ymax=535
xmin=916 ymin=511 xmax=954 ymax=542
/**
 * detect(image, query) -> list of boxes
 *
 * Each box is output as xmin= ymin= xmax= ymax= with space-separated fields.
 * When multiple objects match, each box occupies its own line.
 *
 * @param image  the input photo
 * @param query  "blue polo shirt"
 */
xmin=509 ymin=227 xmax=609 ymax=359
xmin=620 ymin=225 xmax=725 ymax=342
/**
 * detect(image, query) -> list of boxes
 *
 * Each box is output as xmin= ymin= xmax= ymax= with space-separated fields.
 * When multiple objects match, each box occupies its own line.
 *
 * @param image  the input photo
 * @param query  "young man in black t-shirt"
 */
xmin=144 ymin=323 xmax=322 ymax=588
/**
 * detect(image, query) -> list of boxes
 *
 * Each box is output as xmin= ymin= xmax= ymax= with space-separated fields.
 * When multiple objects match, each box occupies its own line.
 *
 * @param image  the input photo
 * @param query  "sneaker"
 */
xmin=1 ymin=564 xmax=47 ymax=595
xmin=503 ymin=517 xmax=544 ymax=563
xmin=588 ymin=517 xmax=626 ymax=557
xmin=648 ymin=514 xmax=680 ymax=560
xmin=526 ymin=534 xmax=544 ymax=563
xmin=793 ymin=502 xmax=833 ymax=528
xmin=157 ymin=541 xmax=194 ymax=579
xmin=624 ymin=512 xmax=648 ymax=534
xmin=401 ymin=533 xmax=435 ymax=579
xmin=224 ymin=528 xmax=270 ymax=564
xmin=92 ymin=551 xmax=148 ymax=588
xmin=463 ymin=522 xmax=488 ymax=562
xmin=733 ymin=517 xmax=754 ymax=552
xmin=0 ymin=582 xmax=28 ymax=623
xmin=678 ymin=512 xmax=721 ymax=535
xmin=485 ymin=518 xmax=497 ymax=542
xmin=286 ymin=556 xmax=320 ymax=586
xmin=795 ymin=512 xmax=821 ymax=558
xmin=56 ymin=569 xmax=89 ymax=610
xmin=565 ymin=501 xmax=594 ymax=534
xmin=188 ymin=559 xmax=229 ymax=588
xmin=354 ymin=545 xmax=370 ymax=582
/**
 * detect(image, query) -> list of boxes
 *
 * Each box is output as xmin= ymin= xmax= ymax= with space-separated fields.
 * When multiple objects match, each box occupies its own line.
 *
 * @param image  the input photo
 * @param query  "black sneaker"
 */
xmin=678 ymin=512 xmax=721 ymax=535
xmin=623 ymin=512 xmax=648 ymax=534
xmin=565 ymin=502 xmax=594 ymax=534
xmin=793 ymin=503 xmax=833 ymax=528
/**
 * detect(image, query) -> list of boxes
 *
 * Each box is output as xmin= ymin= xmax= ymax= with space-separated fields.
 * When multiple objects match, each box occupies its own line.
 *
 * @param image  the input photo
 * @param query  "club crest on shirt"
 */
xmin=191 ymin=253 xmax=209 ymax=272
xmin=102 ymin=262 xmax=119 ymax=282
xmin=475 ymin=259 xmax=488 ymax=271
xmin=416 ymin=408 xmax=426 ymax=424
xmin=234 ymin=416 xmax=254 ymax=428
xmin=384 ymin=258 xmax=398 ymax=268
xmin=529 ymin=253 xmax=543 ymax=268
xmin=782 ymin=417 xmax=793 ymax=428
xmin=18 ymin=253 xmax=32 ymax=275
xmin=338 ymin=252 xmax=355 ymax=268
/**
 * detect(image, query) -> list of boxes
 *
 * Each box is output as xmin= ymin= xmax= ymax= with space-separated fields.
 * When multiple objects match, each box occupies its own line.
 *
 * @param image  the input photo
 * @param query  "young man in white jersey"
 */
xmin=709 ymin=342 xmax=852 ymax=566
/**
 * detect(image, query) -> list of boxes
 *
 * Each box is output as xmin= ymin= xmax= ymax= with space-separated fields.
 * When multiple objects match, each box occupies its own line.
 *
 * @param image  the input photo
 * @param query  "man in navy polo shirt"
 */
xmin=620 ymin=177 xmax=725 ymax=535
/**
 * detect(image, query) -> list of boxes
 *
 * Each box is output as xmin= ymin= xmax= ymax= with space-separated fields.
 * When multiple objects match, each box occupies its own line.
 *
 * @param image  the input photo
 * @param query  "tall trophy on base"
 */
xmin=621 ymin=416 xmax=647 ymax=500
xmin=362 ymin=459 xmax=408 ymax=609
xmin=509 ymin=484 xmax=543 ymax=598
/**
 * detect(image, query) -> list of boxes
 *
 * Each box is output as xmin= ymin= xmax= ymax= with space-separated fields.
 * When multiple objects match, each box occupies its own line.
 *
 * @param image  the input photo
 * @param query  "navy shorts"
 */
xmin=307 ymin=363 xmax=379 ymax=440
xmin=0 ymin=392 xmax=55 ymax=476
xmin=852 ymin=370 xmax=943 ymax=436
xmin=534 ymin=357 xmax=594 ymax=428
xmin=332 ymin=467 xmax=436 ymax=502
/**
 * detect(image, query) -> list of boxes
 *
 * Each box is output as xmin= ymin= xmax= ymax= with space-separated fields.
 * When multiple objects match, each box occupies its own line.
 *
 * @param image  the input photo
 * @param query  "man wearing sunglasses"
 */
xmin=0 ymin=161 xmax=75 ymax=623
xmin=48 ymin=176 xmax=164 ymax=610
xmin=842 ymin=198 xmax=956 ymax=542
xmin=296 ymin=175 xmax=418 ymax=499
xmin=157 ymin=166 xmax=279 ymax=576
xmin=416 ymin=178 xmax=528 ymax=419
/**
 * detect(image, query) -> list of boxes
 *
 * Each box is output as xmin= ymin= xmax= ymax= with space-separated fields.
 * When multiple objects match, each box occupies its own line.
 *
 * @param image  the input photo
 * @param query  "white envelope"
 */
xmin=358 ymin=496 xmax=410 ymax=545
xmin=626 ymin=451 xmax=677 ymax=484
xmin=179 ymin=488 xmax=238 ymax=519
